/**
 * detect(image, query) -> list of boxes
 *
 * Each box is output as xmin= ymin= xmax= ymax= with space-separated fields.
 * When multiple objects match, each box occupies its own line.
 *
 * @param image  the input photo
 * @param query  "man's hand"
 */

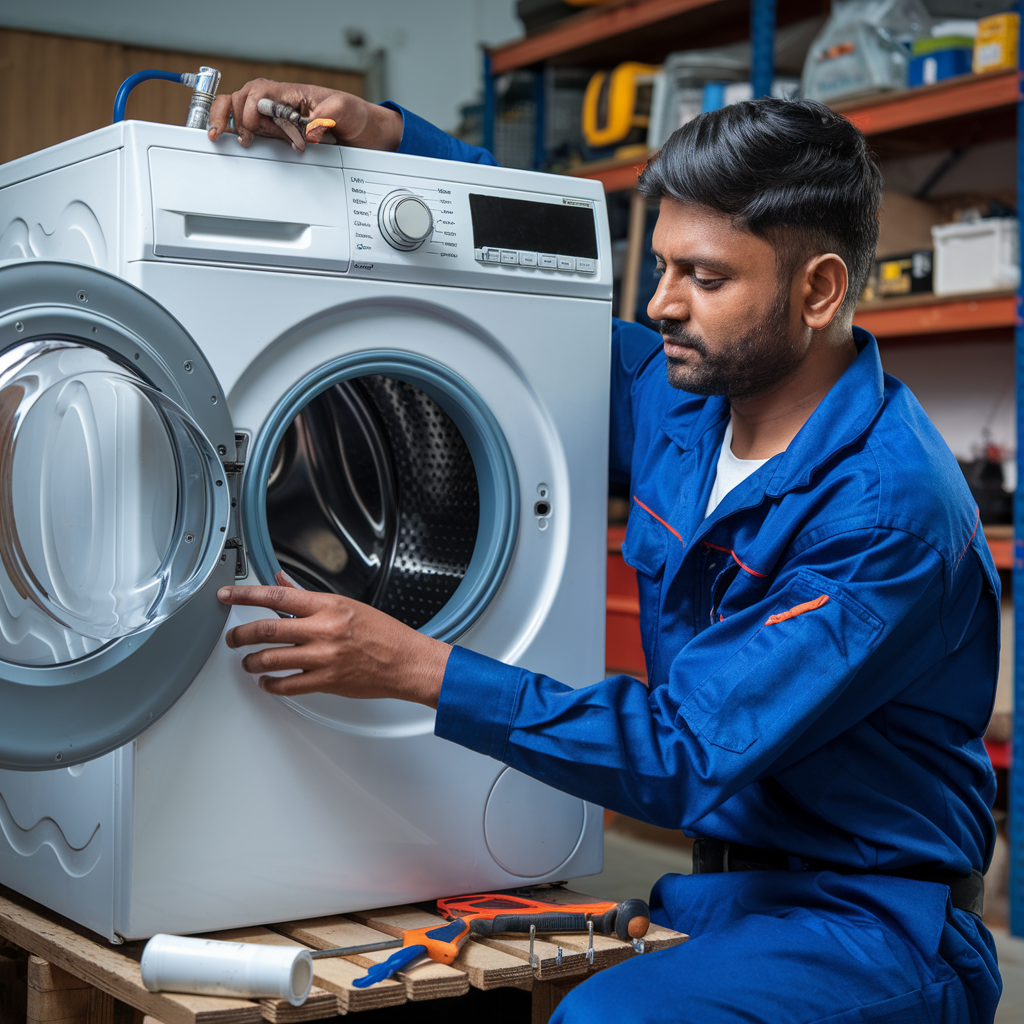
xmin=217 ymin=575 xmax=449 ymax=708
xmin=208 ymin=79 xmax=403 ymax=153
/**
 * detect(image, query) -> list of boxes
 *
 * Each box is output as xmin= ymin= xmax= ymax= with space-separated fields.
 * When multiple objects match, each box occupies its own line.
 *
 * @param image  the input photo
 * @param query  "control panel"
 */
xmin=342 ymin=155 xmax=610 ymax=299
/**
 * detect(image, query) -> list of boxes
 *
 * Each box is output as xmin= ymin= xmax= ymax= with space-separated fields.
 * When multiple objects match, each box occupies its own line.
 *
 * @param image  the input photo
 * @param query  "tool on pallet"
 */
xmin=255 ymin=98 xmax=337 ymax=149
xmin=437 ymin=893 xmax=652 ymax=968
xmin=347 ymin=918 xmax=473 ymax=988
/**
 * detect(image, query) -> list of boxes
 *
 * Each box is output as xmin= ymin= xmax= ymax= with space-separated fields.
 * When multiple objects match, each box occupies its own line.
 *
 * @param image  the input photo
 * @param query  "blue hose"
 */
xmin=113 ymin=70 xmax=187 ymax=123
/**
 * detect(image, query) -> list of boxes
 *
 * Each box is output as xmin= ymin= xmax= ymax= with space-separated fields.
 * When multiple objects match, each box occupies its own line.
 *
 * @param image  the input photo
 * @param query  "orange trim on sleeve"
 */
xmin=632 ymin=496 xmax=684 ymax=543
xmin=765 ymin=594 xmax=829 ymax=626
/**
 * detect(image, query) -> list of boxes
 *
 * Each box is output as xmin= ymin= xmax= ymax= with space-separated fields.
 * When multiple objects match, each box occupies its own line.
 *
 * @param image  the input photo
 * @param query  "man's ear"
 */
xmin=799 ymin=253 xmax=848 ymax=331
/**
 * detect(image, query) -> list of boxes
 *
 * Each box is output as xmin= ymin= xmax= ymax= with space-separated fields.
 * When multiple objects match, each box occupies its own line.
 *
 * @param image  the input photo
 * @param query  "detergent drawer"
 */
xmin=148 ymin=147 xmax=350 ymax=272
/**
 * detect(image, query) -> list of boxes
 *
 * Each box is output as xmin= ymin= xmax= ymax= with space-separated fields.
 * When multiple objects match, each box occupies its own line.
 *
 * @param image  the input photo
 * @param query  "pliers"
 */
xmin=254 ymin=98 xmax=337 ymax=149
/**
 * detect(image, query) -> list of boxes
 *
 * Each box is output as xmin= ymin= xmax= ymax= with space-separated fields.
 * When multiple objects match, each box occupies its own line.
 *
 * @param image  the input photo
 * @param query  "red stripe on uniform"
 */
xmin=765 ymin=594 xmax=829 ymax=626
xmin=632 ymin=496 xmax=683 ymax=543
xmin=702 ymin=540 xmax=766 ymax=578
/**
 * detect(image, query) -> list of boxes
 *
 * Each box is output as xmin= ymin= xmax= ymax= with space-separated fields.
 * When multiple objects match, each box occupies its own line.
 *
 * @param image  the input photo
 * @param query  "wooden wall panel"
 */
xmin=0 ymin=28 xmax=363 ymax=165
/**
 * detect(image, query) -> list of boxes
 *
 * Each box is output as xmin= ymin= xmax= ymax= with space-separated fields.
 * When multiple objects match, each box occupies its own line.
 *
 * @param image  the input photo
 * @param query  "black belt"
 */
xmin=692 ymin=839 xmax=985 ymax=919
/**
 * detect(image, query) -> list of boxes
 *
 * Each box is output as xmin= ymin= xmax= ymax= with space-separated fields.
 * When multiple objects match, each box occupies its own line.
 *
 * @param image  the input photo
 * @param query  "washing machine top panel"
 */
xmin=0 ymin=121 xmax=613 ymax=300
xmin=0 ymin=261 xmax=233 ymax=769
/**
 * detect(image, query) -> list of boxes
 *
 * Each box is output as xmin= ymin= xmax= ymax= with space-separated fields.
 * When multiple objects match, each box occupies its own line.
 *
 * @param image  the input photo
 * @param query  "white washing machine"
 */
xmin=0 ymin=120 xmax=612 ymax=942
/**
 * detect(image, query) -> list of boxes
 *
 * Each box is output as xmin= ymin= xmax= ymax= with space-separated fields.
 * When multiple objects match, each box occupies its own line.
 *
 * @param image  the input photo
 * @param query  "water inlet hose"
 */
xmin=113 ymin=70 xmax=189 ymax=122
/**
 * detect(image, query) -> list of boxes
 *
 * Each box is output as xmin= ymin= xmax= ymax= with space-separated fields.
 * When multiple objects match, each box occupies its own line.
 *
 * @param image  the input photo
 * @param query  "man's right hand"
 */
xmin=207 ymin=79 xmax=403 ymax=153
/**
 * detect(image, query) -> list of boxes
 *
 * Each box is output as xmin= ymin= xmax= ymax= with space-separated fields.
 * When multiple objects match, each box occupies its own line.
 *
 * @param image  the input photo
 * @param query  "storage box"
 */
xmin=931 ymin=217 xmax=1020 ymax=295
xmin=908 ymin=38 xmax=973 ymax=86
xmin=973 ymin=12 xmax=1019 ymax=74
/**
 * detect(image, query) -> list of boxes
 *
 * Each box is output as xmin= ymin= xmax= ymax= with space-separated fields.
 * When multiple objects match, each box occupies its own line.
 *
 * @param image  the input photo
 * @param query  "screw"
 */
xmin=217 ymin=444 xmax=227 ymax=456
xmin=221 ymin=554 xmax=228 ymax=562
xmin=54 ymin=752 xmax=63 ymax=762
xmin=76 ymin=290 xmax=88 ymax=302
xmin=183 ymin=360 xmax=194 ymax=373
xmin=14 ymin=321 xmax=23 ymax=332
xmin=92 ymin=326 xmax=98 ymax=334
xmin=211 ymin=395 xmax=218 ymax=404
xmin=184 ymin=532 xmax=196 ymax=543
xmin=215 ymin=479 xmax=223 ymax=486
xmin=134 ymin=352 xmax=140 ymax=360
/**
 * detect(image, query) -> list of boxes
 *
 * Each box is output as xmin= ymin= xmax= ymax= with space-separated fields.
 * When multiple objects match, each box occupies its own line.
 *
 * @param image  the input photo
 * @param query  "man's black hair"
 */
xmin=638 ymin=98 xmax=883 ymax=313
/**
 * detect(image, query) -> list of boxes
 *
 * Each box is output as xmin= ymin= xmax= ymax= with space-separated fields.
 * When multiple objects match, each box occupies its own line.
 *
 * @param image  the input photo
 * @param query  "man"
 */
xmin=209 ymin=83 xmax=1002 ymax=1022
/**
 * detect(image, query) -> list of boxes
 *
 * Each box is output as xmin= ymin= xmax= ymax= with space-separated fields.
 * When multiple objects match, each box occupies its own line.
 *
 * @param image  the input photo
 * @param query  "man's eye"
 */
xmin=694 ymin=275 xmax=725 ymax=290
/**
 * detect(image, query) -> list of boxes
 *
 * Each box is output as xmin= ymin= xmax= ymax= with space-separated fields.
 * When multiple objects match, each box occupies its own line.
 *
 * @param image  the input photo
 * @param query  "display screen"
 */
xmin=470 ymin=194 xmax=598 ymax=259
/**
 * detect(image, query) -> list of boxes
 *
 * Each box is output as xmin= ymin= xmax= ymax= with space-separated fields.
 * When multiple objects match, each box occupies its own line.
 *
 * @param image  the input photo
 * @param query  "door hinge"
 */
xmin=222 ymin=431 xmax=249 ymax=579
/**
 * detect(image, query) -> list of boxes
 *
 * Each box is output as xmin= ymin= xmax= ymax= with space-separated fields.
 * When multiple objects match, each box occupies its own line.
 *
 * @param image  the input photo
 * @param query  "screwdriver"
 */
xmin=350 ymin=918 xmax=472 ymax=988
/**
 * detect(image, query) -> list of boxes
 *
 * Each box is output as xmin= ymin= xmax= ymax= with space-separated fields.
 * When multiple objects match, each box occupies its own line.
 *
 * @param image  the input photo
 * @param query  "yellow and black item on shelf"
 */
xmin=873 ymin=250 xmax=933 ymax=299
xmin=582 ymin=62 xmax=660 ymax=159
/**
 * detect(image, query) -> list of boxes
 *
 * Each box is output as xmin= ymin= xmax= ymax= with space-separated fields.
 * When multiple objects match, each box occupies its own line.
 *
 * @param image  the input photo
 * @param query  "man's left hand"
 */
xmin=217 ymin=575 xmax=449 ymax=708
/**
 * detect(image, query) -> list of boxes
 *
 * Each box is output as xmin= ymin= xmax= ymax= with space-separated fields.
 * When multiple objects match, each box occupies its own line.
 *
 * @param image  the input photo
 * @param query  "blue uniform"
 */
xmin=389 ymin=107 xmax=1003 ymax=1021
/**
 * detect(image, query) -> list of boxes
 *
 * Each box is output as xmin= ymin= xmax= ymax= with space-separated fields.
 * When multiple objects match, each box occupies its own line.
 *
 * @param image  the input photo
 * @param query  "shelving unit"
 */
xmin=486 ymin=0 xmax=1024 ymax=935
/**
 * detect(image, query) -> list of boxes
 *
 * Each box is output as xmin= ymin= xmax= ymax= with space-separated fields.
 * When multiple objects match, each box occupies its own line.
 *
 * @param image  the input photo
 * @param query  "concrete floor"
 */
xmin=568 ymin=820 xmax=1024 ymax=1022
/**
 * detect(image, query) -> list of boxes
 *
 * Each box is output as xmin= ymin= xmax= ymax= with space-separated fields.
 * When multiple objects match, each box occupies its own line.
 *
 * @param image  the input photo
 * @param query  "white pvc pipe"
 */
xmin=140 ymin=934 xmax=314 ymax=1006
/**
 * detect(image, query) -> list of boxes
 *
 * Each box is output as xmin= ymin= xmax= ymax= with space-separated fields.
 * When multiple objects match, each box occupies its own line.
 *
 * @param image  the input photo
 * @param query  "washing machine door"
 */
xmin=0 ymin=261 xmax=234 ymax=769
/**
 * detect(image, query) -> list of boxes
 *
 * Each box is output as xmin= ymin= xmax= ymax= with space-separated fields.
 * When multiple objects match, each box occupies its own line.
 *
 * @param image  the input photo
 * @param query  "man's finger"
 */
xmin=207 ymin=94 xmax=234 ymax=140
xmin=218 ymin=584 xmax=326 ymax=617
xmin=226 ymin=615 xmax=317 ymax=649
xmin=233 ymin=86 xmax=253 ymax=146
xmin=241 ymin=645 xmax=320 ymax=675
xmin=258 ymin=668 xmax=336 ymax=697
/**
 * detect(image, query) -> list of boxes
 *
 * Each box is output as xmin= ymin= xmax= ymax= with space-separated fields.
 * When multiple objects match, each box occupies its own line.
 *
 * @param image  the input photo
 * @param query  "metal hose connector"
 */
xmin=184 ymin=67 xmax=222 ymax=130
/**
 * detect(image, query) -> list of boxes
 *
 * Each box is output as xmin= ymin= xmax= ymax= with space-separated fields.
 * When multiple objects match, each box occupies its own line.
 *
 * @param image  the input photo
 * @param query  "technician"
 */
xmin=211 ymin=82 xmax=1003 ymax=1023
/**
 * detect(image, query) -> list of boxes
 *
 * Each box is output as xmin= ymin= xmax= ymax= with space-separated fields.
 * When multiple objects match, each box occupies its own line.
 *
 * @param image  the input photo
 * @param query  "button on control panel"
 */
xmin=474 ymin=247 xmax=597 ymax=274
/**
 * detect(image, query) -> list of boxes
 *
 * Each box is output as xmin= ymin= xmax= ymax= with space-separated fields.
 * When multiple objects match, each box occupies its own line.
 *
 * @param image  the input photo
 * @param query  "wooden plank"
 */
xmin=277 ymin=915 xmax=468 ymax=1002
xmin=0 ymin=946 xmax=28 ymax=1024
xmin=341 ymin=908 xmax=533 ymax=992
xmin=348 ymin=906 xmax=586 ymax=983
xmin=531 ymin=977 xmax=587 ymax=1024
xmin=27 ymin=957 xmax=92 ymax=1024
xmin=198 ymin=931 xmax=337 ymax=1024
xmin=0 ymin=888 xmax=262 ymax=1024
xmin=0 ymin=27 xmax=365 ymax=165
xmin=269 ymin=918 xmax=410 ymax=1010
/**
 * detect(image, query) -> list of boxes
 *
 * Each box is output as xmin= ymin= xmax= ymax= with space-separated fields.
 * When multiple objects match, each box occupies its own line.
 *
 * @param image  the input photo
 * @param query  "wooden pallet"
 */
xmin=0 ymin=885 xmax=687 ymax=1024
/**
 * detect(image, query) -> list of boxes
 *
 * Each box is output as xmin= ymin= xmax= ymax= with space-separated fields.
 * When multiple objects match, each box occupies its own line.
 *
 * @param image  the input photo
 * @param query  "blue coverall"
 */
xmin=391 ymin=104 xmax=1003 ymax=1022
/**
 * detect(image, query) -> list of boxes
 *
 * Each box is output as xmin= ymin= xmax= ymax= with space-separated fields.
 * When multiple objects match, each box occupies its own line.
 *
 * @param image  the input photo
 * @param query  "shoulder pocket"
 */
xmin=622 ymin=499 xmax=671 ymax=578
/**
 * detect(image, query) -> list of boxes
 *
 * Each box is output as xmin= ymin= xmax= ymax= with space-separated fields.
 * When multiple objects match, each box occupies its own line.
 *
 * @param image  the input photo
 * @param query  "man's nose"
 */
xmin=647 ymin=274 xmax=688 ymax=325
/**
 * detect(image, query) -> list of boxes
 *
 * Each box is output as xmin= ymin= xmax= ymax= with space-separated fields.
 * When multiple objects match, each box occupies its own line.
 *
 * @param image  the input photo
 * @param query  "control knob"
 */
xmin=378 ymin=190 xmax=433 ymax=251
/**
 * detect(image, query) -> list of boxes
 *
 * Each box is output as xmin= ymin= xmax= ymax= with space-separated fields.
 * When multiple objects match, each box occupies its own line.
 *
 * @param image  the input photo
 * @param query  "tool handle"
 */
xmin=595 ymin=898 xmax=651 ymax=940
xmin=351 ymin=945 xmax=426 ymax=988
xmin=402 ymin=918 xmax=471 ymax=965
xmin=471 ymin=912 xmax=589 ymax=936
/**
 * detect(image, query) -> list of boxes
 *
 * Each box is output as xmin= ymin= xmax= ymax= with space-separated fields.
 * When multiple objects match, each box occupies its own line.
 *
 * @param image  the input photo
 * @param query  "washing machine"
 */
xmin=0 ymin=119 xmax=612 ymax=942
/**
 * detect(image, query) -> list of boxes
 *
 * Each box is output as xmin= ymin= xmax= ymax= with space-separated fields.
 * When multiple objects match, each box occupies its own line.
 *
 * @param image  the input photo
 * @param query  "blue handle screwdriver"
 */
xmin=351 ymin=918 xmax=472 ymax=988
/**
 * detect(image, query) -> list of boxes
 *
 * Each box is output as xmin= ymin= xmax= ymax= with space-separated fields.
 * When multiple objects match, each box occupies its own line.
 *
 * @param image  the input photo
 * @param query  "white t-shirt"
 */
xmin=704 ymin=420 xmax=770 ymax=518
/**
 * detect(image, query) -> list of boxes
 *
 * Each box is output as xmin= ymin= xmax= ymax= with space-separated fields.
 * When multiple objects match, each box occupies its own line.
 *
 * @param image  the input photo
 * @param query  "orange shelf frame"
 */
xmin=490 ymin=0 xmax=717 ymax=74
xmin=567 ymin=155 xmax=648 ymax=191
xmin=840 ymin=70 xmax=1019 ymax=137
xmin=853 ymin=293 xmax=1016 ymax=338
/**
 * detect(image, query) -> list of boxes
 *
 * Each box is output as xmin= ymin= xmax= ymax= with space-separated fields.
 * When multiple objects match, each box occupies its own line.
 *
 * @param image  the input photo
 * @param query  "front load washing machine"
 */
xmin=0 ymin=121 xmax=612 ymax=941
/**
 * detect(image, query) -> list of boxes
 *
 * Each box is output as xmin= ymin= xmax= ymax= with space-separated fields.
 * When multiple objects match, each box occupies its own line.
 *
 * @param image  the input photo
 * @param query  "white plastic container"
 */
xmin=140 ymin=935 xmax=314 ymax=1006
xmin=931 ymin=218 xmax=1020 ymax=296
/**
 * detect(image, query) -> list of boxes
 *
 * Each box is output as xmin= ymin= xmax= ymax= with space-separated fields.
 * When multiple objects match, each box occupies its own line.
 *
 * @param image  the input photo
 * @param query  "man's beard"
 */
xmin=659 ymin=287 xmax=800 ymax=399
